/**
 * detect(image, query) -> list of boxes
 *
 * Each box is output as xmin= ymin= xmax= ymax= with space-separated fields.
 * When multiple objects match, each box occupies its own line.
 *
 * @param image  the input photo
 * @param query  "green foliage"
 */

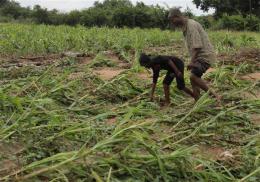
xmin=1 ymin=0 xmax=260 ymax=31
xmin=0 ymin=24 xmax=180 ymax=56
xmin=219 ymin=14 xmax=246 ymax=31
xmin=195 ymin=16 xmax=214 ymax=29
xmin=0 ymin=0 xmax=168 ymax=29
xmin=193 ymin=0 xmax=260 ymax=17
xmin=0 ymin=24 xmax=260 ymax=181
xmin=217 ymin=14 xmax=260 ymax=31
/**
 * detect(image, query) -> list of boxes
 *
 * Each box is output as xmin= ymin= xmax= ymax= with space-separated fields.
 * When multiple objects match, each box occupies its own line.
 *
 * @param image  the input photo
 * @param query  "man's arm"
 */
xmin=151 ymin=66 xmax=160 ymax=101
xmin=187 ymin=48 xmax=201 ymax=70
xmin=167 ymin=60 xmax=182 ymax=77
xmin=191 ymin=48 xmax=201 ymax=63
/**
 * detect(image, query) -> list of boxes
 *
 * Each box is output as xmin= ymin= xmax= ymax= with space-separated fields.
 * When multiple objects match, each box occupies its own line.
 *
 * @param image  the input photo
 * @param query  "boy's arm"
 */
xmin=167 ymin=60 xmax=182 ymax=78
xmin=151 ymin=66 xmax=160 ymax=101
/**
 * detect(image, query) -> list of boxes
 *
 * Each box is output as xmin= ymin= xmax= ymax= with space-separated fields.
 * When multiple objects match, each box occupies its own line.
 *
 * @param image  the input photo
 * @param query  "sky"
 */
xmin=15 ymin=0 xmax=215 ymax=15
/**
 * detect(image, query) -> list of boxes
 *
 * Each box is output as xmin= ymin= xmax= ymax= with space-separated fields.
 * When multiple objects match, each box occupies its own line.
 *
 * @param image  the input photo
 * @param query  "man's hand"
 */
xmin=187 ymin=63 xmax=196 ymax=70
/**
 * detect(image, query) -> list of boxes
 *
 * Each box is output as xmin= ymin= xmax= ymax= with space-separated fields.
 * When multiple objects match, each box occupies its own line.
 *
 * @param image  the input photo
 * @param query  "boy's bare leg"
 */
xmin=163 ymin=84 xmax=171 ymax=105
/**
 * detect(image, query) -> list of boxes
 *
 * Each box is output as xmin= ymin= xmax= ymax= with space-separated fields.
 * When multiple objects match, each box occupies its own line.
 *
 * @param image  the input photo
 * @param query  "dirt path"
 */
xmin=242 ymin=72 xmax=260 ymax=81
xmin=0 ymin=142 xmax=24 ymax=177
xmin=251 ymin=114 xmax=260 ymax=126
xmin=94 ymin=68 xmax=126 ymax=80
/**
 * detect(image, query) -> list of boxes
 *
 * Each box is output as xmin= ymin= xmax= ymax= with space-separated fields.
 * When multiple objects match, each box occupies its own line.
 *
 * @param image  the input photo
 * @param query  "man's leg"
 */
xmin=183 ymin=87 xmax=195 ymax=99
xmin=190 ymin=73 xmax=220 ymax=102
xmin=190 ymin=75 xmax=201 ymax=100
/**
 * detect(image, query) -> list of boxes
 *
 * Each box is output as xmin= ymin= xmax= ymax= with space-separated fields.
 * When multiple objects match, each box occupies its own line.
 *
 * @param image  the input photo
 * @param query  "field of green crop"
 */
xmin=0 ymin=23 xmax=259 ymax=181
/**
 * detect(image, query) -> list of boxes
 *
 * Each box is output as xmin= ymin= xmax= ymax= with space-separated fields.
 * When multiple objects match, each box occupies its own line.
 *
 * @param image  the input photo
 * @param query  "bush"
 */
xmin=195 ymin=16 xmax=214 ymax=29
xmin=219 ymin=14 xmax=246 ymax=30
xmin=245 ymin=15 xmax=260 ymax=31
xmin=217 ymin=14 xmax=260 ymax=31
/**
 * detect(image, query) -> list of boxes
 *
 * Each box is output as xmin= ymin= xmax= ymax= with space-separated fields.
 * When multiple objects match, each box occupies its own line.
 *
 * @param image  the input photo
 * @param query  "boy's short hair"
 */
xmin=139 ymin=53 xmax=152 ymax=67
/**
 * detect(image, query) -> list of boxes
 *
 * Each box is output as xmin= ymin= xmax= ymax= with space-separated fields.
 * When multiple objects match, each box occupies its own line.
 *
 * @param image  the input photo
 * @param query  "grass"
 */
xmin=0 ymin=23 xmax=259 ymax=181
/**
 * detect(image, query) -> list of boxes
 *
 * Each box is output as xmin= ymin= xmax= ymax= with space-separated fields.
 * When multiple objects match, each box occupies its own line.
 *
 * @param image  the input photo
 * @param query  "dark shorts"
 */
xmin=163 ymin=72 xmax=185 ymax=90
xmin=191 ymin=59 xmax=210 ymax=77
xmin=163 ymin=61 xmax=185 ymax=90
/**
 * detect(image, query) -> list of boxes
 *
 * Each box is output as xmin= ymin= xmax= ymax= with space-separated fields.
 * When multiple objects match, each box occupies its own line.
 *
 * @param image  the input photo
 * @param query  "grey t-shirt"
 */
xmin=183 ymin=19 xmax=216 ymax=65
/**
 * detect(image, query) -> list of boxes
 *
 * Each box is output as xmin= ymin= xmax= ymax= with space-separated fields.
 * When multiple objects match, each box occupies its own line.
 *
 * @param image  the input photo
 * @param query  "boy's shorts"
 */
xmin=163 ymin=72 xmax=185 ymax=90
xmin=191 ymin=59 xmax=211 ymax=78
xmin=163 ymin=61 xmax=185 ymax=90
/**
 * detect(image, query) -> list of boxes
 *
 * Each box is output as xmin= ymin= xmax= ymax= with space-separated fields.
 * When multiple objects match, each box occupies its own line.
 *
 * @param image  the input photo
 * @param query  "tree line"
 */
xmin=0 ymin=0 xmax=259 ymax=31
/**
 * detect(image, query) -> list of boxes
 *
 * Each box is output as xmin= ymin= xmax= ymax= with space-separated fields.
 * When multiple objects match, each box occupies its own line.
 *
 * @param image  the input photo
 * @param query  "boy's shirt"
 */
xmin=150 ymin=56 xmax=184 ymax=83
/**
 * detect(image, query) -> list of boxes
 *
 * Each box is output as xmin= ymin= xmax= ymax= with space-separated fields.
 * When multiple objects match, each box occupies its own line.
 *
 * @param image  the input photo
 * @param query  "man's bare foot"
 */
xmin=164 ymin=101 xmax=171 ymax=106
xmin=160 ymin=101 xmax=171 ymax=108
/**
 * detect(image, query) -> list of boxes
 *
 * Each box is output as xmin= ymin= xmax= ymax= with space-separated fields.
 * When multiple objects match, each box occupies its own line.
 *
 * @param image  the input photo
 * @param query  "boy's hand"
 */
xmin=176 ymin=71 xmax=183 ymax=78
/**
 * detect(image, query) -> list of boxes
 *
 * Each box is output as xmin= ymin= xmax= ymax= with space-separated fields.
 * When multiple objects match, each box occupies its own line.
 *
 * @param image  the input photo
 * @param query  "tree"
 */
xmin=0 ymin=1 xmax=22 ymax=18
xmin=0 ymin=0 xmax=9 ymax=7
xmin=193 ymin=0 xmax=260 ymax=17
xmin=64 ymin=10 xmax=81 ymax=26
xmin=33 ymin=5 xmax=50 ymax=24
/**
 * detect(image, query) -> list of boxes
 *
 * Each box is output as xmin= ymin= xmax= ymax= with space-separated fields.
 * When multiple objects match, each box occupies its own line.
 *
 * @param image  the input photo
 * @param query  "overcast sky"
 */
xmin=15 ymin=0 xmax=214 ymax=15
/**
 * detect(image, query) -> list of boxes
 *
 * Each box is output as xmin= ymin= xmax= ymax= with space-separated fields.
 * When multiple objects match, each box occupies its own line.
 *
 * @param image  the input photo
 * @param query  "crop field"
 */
xmin=0 ymin=23 xmax=260 ymax=181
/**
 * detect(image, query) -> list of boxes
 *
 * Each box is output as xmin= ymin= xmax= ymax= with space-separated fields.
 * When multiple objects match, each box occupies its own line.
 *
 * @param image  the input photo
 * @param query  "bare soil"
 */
xmin=241 ymin=72 xmax=260 ymax=81
xmin=94 ymin=68 xmax=126 ymax=80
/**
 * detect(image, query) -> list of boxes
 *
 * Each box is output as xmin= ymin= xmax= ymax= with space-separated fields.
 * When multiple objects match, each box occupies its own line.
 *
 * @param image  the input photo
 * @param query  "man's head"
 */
xmin=139 ymin=53 xmax=152 ymax=68
xmin=168 ymin=8 xmax=186 ymax=28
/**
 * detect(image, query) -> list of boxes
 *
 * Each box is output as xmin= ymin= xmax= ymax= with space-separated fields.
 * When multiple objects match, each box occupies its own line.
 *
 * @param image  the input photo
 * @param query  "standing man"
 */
xmin=168 ymin=8 xmax=220 ymax=102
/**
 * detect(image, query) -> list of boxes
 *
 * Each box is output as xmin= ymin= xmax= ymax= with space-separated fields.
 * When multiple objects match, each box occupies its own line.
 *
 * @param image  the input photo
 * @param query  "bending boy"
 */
xmin=139 ymin=53 xmax=194 ymax=105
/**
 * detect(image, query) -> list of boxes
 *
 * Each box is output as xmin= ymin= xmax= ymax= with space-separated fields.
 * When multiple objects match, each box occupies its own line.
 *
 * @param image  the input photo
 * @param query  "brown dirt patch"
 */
xmin=251 ymin=114 xmax=260 ymax=126
xmin=1 ymin=52 xmax=94 ymax=68
xmin=241 ymin=91 xmax=260 ymax=100
xmin=103 ymin=51 xmax=120 ymax=61
xmin=0 ymin=142 xmax=24 ymax=156
xmin=198 ymin=145 xmax=226 ymax=160
xmin=218 ymin=48 xmax=260 ymax=65
xmin=77 ymin=56 xmax=93 ymax=65
xmin=241 ymin=72 xmax=260 ymax=81
xmin=94 ymin=68 xmax=125 ymax=80
xmin=0 ymin=160 xmax=18 ymax=176
xmin=102 ymin=51 xmax=131 ymax=69
xmin=138 ymin=72 xmax=151 ymax=80
xmin=106 ymin=117 xmax=117 ymax=125
xmin=0 ymin=142 xmax=24 ymax=177
xmin=68 ymin=72 xmax=85 ymax=80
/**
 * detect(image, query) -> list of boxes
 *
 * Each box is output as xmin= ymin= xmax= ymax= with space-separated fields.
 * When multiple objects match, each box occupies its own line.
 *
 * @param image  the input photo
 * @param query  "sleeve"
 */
xmin=189 ymin=26 xmax=203 ymax=50
xmin=152 ymin=66 xmax=160 ymax=84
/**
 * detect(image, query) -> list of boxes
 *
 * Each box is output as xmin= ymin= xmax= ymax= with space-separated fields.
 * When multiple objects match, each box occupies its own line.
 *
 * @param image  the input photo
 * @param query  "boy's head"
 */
xmin=139 ymin=53 xmax=152 ymax=68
